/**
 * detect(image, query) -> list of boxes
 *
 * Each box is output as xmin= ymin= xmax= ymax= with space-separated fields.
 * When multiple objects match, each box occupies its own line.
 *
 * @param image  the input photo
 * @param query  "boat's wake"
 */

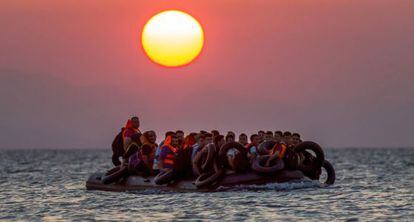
xmin=217 ymin=179 xmax=325 ymax=192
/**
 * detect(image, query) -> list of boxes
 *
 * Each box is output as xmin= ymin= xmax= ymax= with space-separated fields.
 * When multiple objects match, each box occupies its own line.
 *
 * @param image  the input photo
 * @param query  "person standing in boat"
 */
xmin=122 ymin=116 xmax=141 ymax=151
xmin=111 ymin=116 xmax=141 ymax=166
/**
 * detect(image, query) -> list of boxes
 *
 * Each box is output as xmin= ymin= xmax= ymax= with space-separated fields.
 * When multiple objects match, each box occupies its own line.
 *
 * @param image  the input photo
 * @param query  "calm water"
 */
xmin=1 ymin=148 xmax=413 ymax=221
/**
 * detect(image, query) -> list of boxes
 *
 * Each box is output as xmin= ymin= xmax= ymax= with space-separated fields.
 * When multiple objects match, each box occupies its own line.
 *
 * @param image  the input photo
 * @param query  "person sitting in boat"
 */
xmin=158 ymin=134 xmax=180 ymax=171
xmin=139 ymin=131 xmax=158 ymax=173
xmin=176 ymin=130 xmax=185 ymax=148
xmin=225 ymin=133 xmax=235 ymax=143
xmin=274 ymin=131 xmax=283 ymax=142
xmin=292 ymin=133 xmax=302 ymax=146
xmin=174 ymin=133 xmax=197 ymax=177
xmin=264 ymin=131 xmax=274 ymax=142
xmin=191 ymin=133 xmax=206 ymax=162
xmin=238 ymin=133 xmax=248 ymax=146
xmin=153 ymin=131 xmax=175 ymax=174
xmin=246 ymin=134 xmax=260 ymax=160
xmin=122 ymin=116 xmax=141 ymax=151
xmin=127 ymin=133 xmax=152 ymax=177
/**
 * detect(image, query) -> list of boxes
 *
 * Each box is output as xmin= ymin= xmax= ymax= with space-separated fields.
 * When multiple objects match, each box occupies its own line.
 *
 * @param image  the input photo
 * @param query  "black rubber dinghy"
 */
xmin=86 ymin=170 xmax=305 ymax=192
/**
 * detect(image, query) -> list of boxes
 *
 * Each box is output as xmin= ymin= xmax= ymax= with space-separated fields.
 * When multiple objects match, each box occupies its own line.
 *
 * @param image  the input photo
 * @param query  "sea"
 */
xmin=0 ymin=148 xmax=413 ymax=221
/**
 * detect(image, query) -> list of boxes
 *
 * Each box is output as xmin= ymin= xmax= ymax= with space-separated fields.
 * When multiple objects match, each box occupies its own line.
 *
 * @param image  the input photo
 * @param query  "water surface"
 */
xmin=1 ymin=148 xmax=413 ymax=221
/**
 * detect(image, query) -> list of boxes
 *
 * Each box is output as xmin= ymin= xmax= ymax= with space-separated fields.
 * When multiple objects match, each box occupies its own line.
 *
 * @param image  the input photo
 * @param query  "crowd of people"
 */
xmin=110 ymin=116 xmax=303 ymax=179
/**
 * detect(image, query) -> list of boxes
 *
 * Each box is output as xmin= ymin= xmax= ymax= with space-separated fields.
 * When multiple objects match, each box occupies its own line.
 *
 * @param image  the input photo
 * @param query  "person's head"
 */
xmin=292 ymin=133 xmax=301 ymax=145
xmin=264 ymin=131 xmax=274 ymax=141
xmin=225 ymin=134 xmax=235 ymax=143
xmin=283 ymin=131 xmax=292 ymax=143
xmin=239 ymin=133 xmax=248 ymax=145
xmin=258 ymin=130 xmax=265 ymax=142
xmin=227 ymin=131 xmax=236 ymax=138
xmin=131 ymin=116 xmax=140 ymax=129
xmin=176 ymin=130 xmax=185 ymax=142
xmin=200 ymin=130 xmax=208 ymax=135
xmin=214 ymin=135 xmax=225 ymax=149
xmin=165 ymin=131 xmax=175 ymax=139
xmin=211 ymin=130 xmax=220 ymax=138
xmin=170 ymin=134 xmax=179 ymax=147
xmin=274 ymin=131 xmax=283 ymax=142
xmin=250 ymin=134 xmax=260 ymax=145
xmin=205 ymin=133 xmax=213 ymax=144
xmin=197 ymin=134 xmax=206 ymax=147
xmin=147 ymin=130 xmax=157 ymax=144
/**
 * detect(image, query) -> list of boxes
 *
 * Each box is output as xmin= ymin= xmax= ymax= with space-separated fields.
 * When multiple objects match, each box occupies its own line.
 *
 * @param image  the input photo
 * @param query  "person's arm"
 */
xmin=112 ymin=153 xmax=122 ymax=166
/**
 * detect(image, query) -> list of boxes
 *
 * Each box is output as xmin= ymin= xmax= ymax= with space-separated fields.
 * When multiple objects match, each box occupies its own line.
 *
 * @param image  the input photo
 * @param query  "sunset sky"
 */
xmin=1 ymin=0 xmax=413 ymax=149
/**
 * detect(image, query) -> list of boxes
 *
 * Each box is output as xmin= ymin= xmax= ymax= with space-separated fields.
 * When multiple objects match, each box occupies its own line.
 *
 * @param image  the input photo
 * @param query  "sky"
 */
xmin=0 ymin=0 xmax=413 ymax=149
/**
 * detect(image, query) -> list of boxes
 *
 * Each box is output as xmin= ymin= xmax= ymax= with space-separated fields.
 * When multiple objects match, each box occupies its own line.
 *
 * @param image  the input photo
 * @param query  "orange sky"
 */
xmin=1 ymin=1 xmax=414 ymax=148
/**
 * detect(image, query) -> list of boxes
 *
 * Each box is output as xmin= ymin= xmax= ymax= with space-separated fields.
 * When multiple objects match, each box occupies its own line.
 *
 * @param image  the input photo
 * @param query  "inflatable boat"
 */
xmin=86 ymin=170 xmax=306 ymax=192
xmin=86 ymin=141 xmax=335 ymax=192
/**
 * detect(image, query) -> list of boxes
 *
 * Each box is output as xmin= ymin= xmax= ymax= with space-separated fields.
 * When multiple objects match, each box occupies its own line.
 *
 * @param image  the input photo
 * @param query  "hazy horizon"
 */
xmin=1 ymin=1 xmax=414 ymax=149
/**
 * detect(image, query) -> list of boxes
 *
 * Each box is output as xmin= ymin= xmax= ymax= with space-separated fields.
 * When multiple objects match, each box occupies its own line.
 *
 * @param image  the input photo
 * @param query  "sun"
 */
xmin=141 ymin=10 xmax=204 ymax=67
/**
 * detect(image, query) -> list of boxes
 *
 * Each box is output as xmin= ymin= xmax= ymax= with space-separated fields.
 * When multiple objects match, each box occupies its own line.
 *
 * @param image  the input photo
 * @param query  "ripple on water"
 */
xmin=0 ymin=148 xmax=413 ymax=221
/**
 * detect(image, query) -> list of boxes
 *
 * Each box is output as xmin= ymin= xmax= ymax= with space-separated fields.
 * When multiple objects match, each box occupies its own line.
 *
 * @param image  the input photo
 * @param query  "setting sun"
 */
xmin=141 ymin=10 xmax=204 ymax=67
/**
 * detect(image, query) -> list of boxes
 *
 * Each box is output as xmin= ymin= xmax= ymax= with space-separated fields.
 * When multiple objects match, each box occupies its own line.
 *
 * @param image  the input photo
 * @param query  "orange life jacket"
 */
xmin=271 ymin=143 xmax=287 ymax=159
xmin=121 ymin=120 xmax=141 ymax=151
xmin=161 ymin=136 xmax=178 ymax=167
